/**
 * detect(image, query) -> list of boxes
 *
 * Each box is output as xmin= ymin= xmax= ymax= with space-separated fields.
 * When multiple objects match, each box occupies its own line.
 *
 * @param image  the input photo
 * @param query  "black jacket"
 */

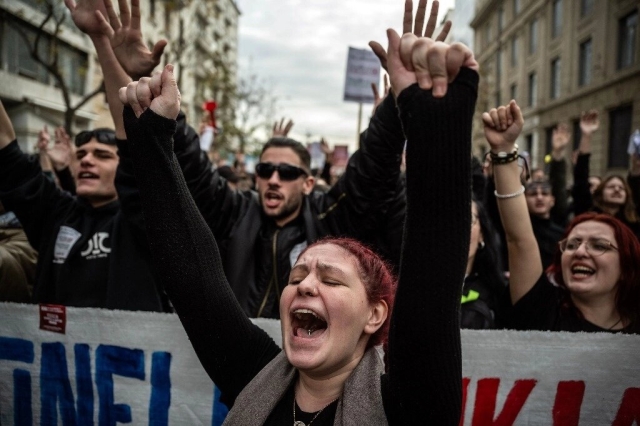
xmin=530 ymin=215 xmax=565 ymax=269
xmin=125 ymin=94 xmax=406 ymax=318
xmin=572 ymin=153 xmax=640 ymax=240
xmin=0 ymin=140 xmax=168 ymax=311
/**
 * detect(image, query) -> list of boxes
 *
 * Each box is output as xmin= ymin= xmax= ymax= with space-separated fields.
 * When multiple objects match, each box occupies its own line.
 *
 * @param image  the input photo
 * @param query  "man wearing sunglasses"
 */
xmin=57 ymin=0 xmax=405 ymax=320
xmin=112 ymin=75 xmax=405 ymax=320
xmin=170 ymin=114 xmax=404 ymax=319
xmin=0 ymin=100 xmax=169 ymax=312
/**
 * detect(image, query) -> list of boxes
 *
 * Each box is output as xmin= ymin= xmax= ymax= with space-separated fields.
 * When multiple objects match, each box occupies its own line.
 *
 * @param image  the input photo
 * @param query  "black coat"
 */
xmin=129 ymin=94 xmax=407 ymax=318
xmin=0 ymin=140 xmax=167 ymax=311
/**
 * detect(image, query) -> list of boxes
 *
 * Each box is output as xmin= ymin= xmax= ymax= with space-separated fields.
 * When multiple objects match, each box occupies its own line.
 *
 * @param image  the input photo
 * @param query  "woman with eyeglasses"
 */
xmin=483 ymin=100 xmax=640 ymax=334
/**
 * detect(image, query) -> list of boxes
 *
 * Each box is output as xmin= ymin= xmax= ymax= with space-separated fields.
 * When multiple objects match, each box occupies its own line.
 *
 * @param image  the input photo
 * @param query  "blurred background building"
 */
xmin=0 ymin=0 xmax=239 ymax=152
xmin=471 ymin=0 xmax=639 ymax=176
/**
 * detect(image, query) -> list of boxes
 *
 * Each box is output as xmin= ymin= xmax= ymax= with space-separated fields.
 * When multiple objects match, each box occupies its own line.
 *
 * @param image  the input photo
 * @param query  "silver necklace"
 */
xmin=293 ymin=392 xmax=338 ymax=426
xmin=608 ymin=317 xmax=623 ymax=330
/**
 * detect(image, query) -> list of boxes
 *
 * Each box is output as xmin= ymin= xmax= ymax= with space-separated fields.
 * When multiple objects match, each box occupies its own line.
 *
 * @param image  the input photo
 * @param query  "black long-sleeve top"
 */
xmin=124 ymin=69 xmax=478 ymax=425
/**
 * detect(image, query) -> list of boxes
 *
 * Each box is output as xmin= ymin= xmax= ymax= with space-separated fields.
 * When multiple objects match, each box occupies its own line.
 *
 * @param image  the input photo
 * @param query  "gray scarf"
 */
xmin=223 ymin=347 xmax=388 ymax=425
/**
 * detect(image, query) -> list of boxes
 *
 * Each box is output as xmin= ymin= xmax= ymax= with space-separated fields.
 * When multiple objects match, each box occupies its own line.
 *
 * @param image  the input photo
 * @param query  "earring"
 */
xmin=478 ymin=241 xmax=485 ymax=250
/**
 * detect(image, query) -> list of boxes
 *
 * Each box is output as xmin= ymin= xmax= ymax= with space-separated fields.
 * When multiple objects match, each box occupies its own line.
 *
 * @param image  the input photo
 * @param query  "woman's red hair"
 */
xmin=299 ymin=237 xmax=397 ymax=351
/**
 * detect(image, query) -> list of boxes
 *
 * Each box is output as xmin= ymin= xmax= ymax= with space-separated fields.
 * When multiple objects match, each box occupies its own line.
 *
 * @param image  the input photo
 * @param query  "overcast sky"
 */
xmin=235 ymin=0 xmax=456 ymax=151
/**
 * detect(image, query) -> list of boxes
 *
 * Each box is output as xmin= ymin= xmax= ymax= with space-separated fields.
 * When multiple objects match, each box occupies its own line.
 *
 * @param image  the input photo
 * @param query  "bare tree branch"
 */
xmin=7 ymin=1 xmax=105 ymax=134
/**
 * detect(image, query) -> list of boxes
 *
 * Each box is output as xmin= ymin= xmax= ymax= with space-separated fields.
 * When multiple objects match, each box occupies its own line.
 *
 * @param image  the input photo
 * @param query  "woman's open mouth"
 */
xmin=291 ymin=308 xmax=328 ymax=338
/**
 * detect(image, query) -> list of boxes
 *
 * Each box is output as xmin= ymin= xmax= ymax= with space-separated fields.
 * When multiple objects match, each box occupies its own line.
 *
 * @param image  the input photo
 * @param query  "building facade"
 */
xmin=471 ymin=0 xmax=640 ymax=176
xmin=137 ymin=0 xmax=240 ymax=128
xmin=1 ymin=0 xmax=240 ymax=151
xmin=0 ymin=0 xmax=99 ymax=152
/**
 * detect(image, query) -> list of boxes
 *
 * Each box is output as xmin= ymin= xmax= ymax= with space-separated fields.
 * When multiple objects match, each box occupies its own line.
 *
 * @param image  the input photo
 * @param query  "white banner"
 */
xmin=1 ymin=303 xmax=639 ymax=425
xmin=343 ymin=47 xmax=381 ymax=103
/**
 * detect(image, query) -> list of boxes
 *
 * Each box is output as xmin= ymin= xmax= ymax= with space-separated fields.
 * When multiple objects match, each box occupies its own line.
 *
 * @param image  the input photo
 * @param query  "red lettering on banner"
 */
xmin=459 ymin=377 xmax=471 ymax=426
xmin=612 ymin=388 xmax=640 ymax=426
xmin=471 ymin=378 xmax=537 ymax=425
xmin=552 ymin=380 xmax=585 ymax=425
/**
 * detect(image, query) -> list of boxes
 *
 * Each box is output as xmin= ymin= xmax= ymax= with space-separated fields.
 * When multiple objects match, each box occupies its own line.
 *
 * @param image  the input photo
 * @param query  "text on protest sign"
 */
xmin=343 ymin=47 xmax=381 ymax=104
xmin=1 ymin=303 xmax=639 ymax=425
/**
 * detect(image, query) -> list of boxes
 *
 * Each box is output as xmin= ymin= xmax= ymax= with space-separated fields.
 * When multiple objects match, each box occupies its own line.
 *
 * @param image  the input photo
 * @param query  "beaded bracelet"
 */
xmin=489 ymin=144 xmax=519 ymax=165
xmin=494 ymin=185 xmax=525 ymax=199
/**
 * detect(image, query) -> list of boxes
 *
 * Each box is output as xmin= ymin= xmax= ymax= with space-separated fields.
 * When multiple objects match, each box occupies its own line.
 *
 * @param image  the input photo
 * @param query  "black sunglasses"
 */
xmin=255 ymin=162 xmax=308 ymax=181
xmin=75 ymin=129 xmax=117 ymax=147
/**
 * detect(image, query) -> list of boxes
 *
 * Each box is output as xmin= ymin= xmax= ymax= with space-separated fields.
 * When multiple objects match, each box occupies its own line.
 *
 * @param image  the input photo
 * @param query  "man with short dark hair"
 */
xmin=0 ymin=101 xmax=168 ymax=311
xmin=173 ymin=104 xmax=405 ymax=318
xmin=65 ymin=0 xmax=406 ymax=319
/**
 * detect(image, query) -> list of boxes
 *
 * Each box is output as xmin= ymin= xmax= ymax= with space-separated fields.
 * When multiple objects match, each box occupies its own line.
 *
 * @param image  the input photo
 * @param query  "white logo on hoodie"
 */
xmin=80 ymin=232 xmax=111 ymax=260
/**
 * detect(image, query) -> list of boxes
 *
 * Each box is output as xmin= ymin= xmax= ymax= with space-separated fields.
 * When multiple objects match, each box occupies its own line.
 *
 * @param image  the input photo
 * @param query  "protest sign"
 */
xmin=343 ymin=47 xmax=380 ymax=103
xmin=1 ymin=303 xmax=639 ymax=425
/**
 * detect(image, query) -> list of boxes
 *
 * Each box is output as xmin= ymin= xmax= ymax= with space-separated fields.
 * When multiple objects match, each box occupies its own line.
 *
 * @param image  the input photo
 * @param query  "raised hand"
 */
xmin=482 ymin=100 xmax=524 ymax=153
xmin=319 ymin=138 xmax=332 ymax=156
xmin=272 ymin=118 xmax=294 ymax=137
xmin=119 ymin=64 xmax=181 ymax=120
xmin=580 ymin=109 xmax=599 ymax=136
xmin=64 ymin=0 xmax=112 ymax=39
xmin=37 ymin=125 xmax=50 ymax=152
xmin=385 ymin=29 xmax=477 ymax=98
xmin=48 ymin=127 xmax=73 ymax=170
xmin=551 ymin=122 xmax=570 ymax=160
xmin=103 ymin=0 xmax=167 ymax=79
xmin=369 ymin=0 xmax=452 ymax=71
xmin=371 ymin=74 xmax=390 ymax=114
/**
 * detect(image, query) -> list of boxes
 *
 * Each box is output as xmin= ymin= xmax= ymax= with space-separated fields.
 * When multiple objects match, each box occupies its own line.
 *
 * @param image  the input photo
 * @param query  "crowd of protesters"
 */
xmin=0 ymin=0 xmax=638 ymax=327
xmin=1 ymin=0 xmax=639 ymax=421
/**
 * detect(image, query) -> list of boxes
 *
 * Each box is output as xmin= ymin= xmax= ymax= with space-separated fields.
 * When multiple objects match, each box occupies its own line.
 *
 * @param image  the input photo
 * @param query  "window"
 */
xmin=511 ymin=37 xmax=519 ymax=66
xmin=618 ymin=10 xmax=638 ymax=69
xmin=1 ymin=18 xmax=87 ymax=95
xmin=550 ymin=58 xmax=561 ymax=99
xmin=485 ymin=23 xmax=492 ymax=45
xmin=528 ymin=72 xmax=537 ymax=106
xmin=525 ymin=134 xmax=533 ymax=155
xmin=579 ymin=38 xmax=592 ymax=86
xmin=496 ymin=49 xmax=502 ymax=81
xmin=498 ymin=8 xmax=505 ymax=33
xmin=495 ymin=90 xmax=501 ymax=108
xmin=513 ymin=0 xmax=521 ymax=16
xmin=552 ymin=0 xmax=562 ymax=38
xmin=608 ymin=105 xmax=633 ymax=168
xmin=529 ymin=19 xmax=538 ymax=54
xmin=57 ymin=44 xmax=87 ymax=95
xmin=510 ymin=84 xmax=517 ymax=102
xmin=3 ymin=21 xmax=49 ymax=83
xmin=581 ymin=0 xmax=594 ymax=17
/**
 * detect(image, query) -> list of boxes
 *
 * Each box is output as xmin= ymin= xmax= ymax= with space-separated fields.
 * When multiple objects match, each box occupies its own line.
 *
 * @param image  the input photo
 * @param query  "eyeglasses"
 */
xmin=75 ymin=129 xmax=116 ymax=146
xmin=525 ymin=189 xmax=552 ymax=196
xmin=255 ymin=162 xmax=308 ymax=181
xmin=558 ymin=238 xmax=619 ymax=256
